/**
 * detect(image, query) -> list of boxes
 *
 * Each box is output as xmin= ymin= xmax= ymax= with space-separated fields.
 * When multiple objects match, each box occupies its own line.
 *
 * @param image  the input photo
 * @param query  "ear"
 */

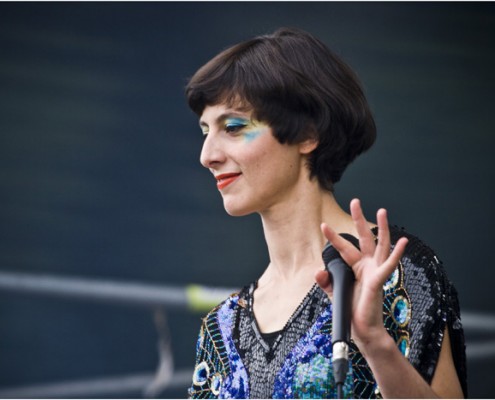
xmin=299 ymin=137 xmax=318 ymax=155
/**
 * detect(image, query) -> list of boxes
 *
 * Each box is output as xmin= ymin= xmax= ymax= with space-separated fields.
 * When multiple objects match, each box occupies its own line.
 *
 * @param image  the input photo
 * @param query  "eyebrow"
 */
xmin=199 ymin=111 xmax=250 ymax=128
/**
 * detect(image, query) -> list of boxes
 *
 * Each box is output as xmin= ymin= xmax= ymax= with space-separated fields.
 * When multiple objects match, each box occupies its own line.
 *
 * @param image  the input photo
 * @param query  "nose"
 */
xmin=200 ymin=134 xmax=226 ymax=169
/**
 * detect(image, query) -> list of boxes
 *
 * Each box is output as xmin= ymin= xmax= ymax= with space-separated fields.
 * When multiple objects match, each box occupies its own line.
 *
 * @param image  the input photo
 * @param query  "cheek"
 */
xmin=245 ymin=148 xmax=272 ymax=170
xmin=237 ymin=130 xmax=297 ymax=178
xmin=239 ymin=139 xmax=271 ymax=163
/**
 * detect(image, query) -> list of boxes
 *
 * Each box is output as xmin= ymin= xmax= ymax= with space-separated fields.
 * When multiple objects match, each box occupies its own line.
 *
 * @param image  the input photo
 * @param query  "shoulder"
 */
xmin=386 ymin=225 xmax=452 ymax=288
xmin=199 ymin=290 xmax=242 ymax=329
xmin=388 ymin=225 xmax=459 ymax=304
xmin=197 ymin=285 xmax=250 ymax=342
xmin=389 ymin=225 xmax=439 ymax=263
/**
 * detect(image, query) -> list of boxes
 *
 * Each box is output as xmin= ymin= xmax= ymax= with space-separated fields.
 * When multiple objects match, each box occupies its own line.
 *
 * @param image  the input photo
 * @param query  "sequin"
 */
xmin=391 ymin=296 xmax=411 ymax=327
xmin=192 ymin=361 xmax=209 ymax=386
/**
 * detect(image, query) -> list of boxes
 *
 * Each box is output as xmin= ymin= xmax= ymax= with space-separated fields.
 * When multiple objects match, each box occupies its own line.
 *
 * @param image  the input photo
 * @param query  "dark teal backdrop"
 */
xmin=0 ymin=2 xmax=494 ymax=398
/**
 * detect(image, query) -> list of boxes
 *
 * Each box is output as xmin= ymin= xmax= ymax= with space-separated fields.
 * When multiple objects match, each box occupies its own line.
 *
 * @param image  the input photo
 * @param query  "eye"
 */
xmin=225 ymin=122 xmax=247 ymax=134
xmin=200 ymin=128 xmax=209 ymax=140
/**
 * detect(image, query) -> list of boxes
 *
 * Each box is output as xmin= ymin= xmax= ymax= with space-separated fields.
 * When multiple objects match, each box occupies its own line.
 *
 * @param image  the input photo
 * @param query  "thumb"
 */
xmin=315 ymin=269 xmax=334 ymax=300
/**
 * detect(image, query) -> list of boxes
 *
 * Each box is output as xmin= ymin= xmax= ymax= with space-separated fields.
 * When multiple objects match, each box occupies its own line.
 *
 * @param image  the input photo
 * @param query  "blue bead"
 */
xmin=193 ymin=361 xmax=209 ymax=386
xmin=211 ymin=373 xmax=222 ymax=395
xmin=392 ymin=296 xmax=410 ymax=326
xmin=398 ymin=337 xmax=410 ymax=357
xmin=384 ymin=268 xmax=399 ymax=291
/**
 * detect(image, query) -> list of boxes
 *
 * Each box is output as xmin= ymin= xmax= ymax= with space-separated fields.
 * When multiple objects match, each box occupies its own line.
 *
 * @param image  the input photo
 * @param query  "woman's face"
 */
xmin=199 ymin=103 xmax=312 ymax=216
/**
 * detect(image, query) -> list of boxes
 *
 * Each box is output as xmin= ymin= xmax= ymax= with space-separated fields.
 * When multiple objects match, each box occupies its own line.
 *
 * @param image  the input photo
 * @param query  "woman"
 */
xmin=185 ymin=28 xmax=467 ymax=398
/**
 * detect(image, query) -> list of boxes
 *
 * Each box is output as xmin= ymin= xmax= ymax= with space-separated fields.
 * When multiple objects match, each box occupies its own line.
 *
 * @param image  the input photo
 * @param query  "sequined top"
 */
xmin=188 ymin=226 xmax=467 ymax=398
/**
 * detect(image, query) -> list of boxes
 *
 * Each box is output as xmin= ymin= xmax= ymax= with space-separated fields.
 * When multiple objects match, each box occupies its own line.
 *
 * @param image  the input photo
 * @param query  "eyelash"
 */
xmin=225 ymin=123 xmax=247 ymax=134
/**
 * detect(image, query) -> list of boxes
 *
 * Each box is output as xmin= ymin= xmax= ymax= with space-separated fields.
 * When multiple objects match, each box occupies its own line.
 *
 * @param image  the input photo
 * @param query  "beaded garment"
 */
xmin=188 ymin=226 xmax=467 ymax=398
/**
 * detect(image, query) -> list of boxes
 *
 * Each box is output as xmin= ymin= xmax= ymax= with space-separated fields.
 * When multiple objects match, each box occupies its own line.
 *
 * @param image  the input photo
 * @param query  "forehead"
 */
xmin=199 ymin=103 xmax=253 ymax=126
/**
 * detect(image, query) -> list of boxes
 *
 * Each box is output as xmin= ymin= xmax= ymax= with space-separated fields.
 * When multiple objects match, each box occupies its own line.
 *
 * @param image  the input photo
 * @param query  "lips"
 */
xmin=215 ymin=173 xmax=242 ymax=190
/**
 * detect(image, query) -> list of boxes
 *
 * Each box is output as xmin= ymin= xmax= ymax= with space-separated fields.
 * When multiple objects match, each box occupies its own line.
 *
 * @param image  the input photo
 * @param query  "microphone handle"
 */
xmin=327 ymin=257 xmax=355 ymax=394
xmin=323 ymin=234 xmax=358 ymax=396
xmin=326 ymin=258 xmax=355 ymax=346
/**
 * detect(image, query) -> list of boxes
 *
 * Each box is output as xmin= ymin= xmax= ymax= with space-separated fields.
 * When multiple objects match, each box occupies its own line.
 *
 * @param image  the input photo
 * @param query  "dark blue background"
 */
xmin=0 ymin=2 xmax=494 ymax=398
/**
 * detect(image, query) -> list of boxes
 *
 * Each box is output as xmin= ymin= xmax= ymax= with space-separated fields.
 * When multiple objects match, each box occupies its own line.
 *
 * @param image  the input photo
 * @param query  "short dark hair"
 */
xmin=186 ymin=27 xmax=376 ymax=192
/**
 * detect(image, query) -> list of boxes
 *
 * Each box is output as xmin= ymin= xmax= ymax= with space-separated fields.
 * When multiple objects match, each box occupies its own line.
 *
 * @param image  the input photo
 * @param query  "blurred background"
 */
xmin=0 ymin=2 xmax=494 ymax=398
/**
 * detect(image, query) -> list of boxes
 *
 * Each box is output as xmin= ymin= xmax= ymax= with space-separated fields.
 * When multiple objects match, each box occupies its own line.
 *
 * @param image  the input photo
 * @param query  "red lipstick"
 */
xmin=215 ymin=173 xmax=241 ymax=190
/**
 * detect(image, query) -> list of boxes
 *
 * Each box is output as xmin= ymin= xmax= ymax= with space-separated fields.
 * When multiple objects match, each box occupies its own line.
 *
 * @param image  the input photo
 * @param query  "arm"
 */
xmin=357 ymin=325 xmax=463 ymax=398
xmin=431 ymin=327 xmax=464 ymax=398
xmin=315 ymin=198 xmax=463 ymax=398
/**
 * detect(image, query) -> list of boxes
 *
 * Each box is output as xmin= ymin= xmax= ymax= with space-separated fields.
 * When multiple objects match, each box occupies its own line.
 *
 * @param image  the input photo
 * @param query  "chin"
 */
xmin=222 ymin=199 xmax=256 ymax=217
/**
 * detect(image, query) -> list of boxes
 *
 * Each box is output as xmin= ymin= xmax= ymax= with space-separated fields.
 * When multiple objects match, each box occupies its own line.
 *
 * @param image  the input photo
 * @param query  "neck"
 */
xmin=258 ymin=181 xmax=354 ymax=285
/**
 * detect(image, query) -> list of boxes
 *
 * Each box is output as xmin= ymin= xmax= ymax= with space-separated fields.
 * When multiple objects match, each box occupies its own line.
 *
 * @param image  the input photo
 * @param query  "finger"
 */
xmin=375 ymin=208 xmax=391 ymax=263
xmin=350 ymin=198 xmax=375 ymax=255
xmin=376 ymin=237 xmax=408 ymax=283
xmin=321 ymin=222 xmax=362 ymax=265
xmin=315 ymin=269 xmax=333 ymax=299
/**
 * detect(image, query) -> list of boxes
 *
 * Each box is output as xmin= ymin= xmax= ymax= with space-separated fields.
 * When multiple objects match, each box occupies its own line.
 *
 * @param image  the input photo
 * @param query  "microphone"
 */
xmin=322 ymin=233 xmax=360 ymax=397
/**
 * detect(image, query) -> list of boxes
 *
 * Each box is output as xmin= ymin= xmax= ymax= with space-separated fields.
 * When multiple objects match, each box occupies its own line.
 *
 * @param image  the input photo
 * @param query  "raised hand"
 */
xmin=315 ymin=198 xmax=408 ymax=352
